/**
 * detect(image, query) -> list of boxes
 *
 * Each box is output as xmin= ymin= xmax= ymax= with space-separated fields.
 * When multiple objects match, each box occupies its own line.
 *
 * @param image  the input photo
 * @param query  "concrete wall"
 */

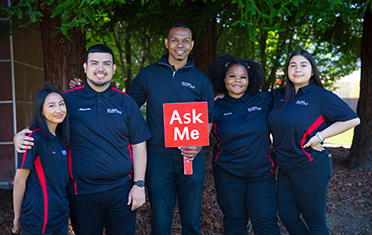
xmin=333 ymin=81 xmax=360 ymax=112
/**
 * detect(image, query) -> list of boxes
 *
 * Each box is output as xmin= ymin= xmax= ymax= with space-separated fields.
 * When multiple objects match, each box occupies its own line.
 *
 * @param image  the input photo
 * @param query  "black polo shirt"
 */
xmin=64 ymin=82 xmax=152 ymax=195
xmin=18 ymin=129 xmax=69 ymax=234
xmin=212 ymin=92 xmax=275 ymax=180
xmin=268 ymin=84 xmax=358 ymax=169
xmin=128 ymin=54 xmax=215 ymax=155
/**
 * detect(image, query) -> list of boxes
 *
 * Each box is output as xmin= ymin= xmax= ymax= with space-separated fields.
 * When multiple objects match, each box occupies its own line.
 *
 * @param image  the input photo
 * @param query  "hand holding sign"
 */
xmin=178 ymin=146 xmax=202 ymax=161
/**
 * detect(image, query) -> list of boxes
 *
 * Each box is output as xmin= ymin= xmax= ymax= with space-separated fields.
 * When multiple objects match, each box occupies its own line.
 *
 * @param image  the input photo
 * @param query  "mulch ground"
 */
xmin=1 ymin=146 xmax=371 ymax=235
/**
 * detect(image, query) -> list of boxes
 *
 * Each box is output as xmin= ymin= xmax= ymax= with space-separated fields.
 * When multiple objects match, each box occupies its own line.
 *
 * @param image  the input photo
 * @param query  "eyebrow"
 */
xmin=47 ymin=100 xmax=64 ymax=105
xmin=290 ymin=61 xmax=309 ymax=64
xmin=89 ymin=60 xmax=112 ymax=63
xmin=170 ymin=37 xmax=191 ymax=40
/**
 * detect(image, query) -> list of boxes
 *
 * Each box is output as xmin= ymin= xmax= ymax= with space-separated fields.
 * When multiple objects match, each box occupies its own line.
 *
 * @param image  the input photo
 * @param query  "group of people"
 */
xmin=12 ymin=23 xmax=359 ymax=235
xmin=208 ymin=51 xmax=359 ymax=235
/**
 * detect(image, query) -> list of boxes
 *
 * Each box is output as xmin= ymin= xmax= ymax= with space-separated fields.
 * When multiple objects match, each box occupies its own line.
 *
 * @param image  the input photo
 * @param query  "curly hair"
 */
xmin=208 ymin=55 xmax=266 ymax=95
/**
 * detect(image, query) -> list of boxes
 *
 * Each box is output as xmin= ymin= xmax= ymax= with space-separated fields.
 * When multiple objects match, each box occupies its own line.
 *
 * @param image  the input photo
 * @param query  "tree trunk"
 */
xmin=124 ymin=30 xmax=132 ymax=90
xmin=259 ymin=28 xmax=267 ymax=71
xmin=192 ymin=20 xmax=213 ymax=76
xmin=347 ymin=5 xmax=372 ymax=170
xmin=40 ymin=6 xmax=86 ymax=92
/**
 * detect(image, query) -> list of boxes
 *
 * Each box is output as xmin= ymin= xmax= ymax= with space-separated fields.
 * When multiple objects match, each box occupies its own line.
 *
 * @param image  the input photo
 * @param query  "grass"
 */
xmin=325 ymin=128 xmax=355 ymax=146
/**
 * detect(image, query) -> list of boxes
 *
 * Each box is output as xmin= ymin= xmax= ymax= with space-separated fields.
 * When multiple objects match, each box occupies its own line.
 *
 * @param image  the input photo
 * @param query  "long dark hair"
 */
xmin=272 ymin=49 xmax=323 ymax=119
xmin=29 ymin=88 xmax=70 ymax=151
xmin=208 ymin=54 xmax=266 ymax=95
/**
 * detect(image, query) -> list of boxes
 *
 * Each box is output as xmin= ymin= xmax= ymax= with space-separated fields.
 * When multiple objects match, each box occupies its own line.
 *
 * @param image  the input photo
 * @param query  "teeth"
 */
xmin=95 ymin=74 xmax=105 ymax=78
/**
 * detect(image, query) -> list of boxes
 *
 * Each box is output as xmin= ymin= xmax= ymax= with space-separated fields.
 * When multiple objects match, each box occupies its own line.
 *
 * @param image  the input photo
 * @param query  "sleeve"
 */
xmin=127 ymin=97 xmax=152 ymax=145
xmin=320 ymin=90 xmax=359 ymax=122
xmin=268 ymin=88 xmax=284 ymax=100
xmin=127 ymin=70 xmax=147 ymax=107
xmin=262 ymin=92 xmax=273 ymax=109
xmin=200 ymin=79 xmax=215 ymax=123
xmin=17 ymin=135 xmax=41 ymax=170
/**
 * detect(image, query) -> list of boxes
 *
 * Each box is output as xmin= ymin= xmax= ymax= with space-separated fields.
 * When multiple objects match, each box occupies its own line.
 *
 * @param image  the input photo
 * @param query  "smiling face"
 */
xmin=84 ymin=52 xmax=116 ymax=92
xmin=164 ymin=27 xmax=194 ymax=70
xmin=224 ymin=64 xmax=249 ymax=99
xmin=42 ymin=92 xmax=67 ymax=134
xmin=287 ymin=55 xmax=314 ymax=92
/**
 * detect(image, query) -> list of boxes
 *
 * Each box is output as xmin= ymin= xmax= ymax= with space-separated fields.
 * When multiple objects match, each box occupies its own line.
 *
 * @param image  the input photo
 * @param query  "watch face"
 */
xmin=134 ymin=180 xmax=145 ymax=187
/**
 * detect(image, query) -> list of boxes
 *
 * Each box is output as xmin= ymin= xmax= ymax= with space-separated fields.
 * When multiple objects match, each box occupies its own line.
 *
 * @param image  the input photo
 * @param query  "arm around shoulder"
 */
xmin=13 ymin=128 xmax=34 ymax=153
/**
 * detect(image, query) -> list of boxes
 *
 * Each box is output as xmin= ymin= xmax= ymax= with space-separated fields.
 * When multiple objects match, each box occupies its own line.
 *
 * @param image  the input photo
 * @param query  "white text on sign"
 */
xmin=169 ymin=109 xmax=204 ymax=124
xmin=174 ymin=127 xmax=200 ymax=141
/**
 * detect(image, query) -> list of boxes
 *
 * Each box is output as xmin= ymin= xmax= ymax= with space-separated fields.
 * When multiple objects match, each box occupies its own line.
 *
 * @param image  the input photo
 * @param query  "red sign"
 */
xmin=163 ymin=102 xmax=209 ymax=148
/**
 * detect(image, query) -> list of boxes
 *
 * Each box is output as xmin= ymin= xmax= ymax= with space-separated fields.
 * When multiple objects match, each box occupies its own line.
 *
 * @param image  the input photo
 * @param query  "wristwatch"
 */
xmin=133 ymin=180 xmax=145 ymax=187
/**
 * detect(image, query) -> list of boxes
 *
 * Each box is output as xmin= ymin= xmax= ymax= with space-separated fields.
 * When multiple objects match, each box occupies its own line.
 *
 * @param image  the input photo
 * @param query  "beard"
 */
xmin=87 ymin=77 xmax=112 ymax=87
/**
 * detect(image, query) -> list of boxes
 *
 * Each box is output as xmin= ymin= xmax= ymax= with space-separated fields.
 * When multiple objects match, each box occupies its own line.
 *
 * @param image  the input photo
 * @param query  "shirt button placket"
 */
xmin=98 ymin=96 xmax=102 ymax=117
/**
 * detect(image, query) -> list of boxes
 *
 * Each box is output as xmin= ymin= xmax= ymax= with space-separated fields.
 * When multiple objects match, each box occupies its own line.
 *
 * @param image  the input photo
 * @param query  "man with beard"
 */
xmin=127 ymin=23 xmax=215 ymax=235
xmin=13 ymin=44 xmax=152 ymax=235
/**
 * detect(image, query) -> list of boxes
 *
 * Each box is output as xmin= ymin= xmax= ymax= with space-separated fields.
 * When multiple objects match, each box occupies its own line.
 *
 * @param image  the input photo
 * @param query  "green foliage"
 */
xmin=1 ymin=0 xmax=365 ymax=91
xmin=217 ymin=0 xmax=363 ymax=91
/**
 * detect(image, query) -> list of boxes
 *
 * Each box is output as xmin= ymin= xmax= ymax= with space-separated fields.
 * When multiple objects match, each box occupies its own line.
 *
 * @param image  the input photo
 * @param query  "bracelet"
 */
xmin=316 ymin=132 xmax=324 ymax=143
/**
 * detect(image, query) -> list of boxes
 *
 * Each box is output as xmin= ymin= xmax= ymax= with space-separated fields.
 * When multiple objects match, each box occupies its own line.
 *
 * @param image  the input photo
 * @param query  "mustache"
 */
xmin=94 ymin=71 xmax=108 ymax=76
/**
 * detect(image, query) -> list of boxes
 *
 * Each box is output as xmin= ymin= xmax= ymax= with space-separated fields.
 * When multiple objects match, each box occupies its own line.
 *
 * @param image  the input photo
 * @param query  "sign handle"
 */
xmin=183 ymin=156 xmax=193 ymax=175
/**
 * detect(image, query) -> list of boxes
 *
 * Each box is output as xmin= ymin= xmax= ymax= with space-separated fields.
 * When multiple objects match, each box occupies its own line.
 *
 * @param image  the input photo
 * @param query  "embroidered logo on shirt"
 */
xmin=248 ymin=106 xmax=262 ymax=112
xmin=223 ymin=112 xmax=232 ymax=116
xmin=181 ymin=81 xmax=196 ymax=89
xmin=296 ymin=100 xmax=308 ymax=106
xmin=107 ymin=108 xmax=122 ymax=114
xmin=79 ymin=108 xmax=91 ymax=111
xmin=62 ymin=150 xmax=67 ymax=155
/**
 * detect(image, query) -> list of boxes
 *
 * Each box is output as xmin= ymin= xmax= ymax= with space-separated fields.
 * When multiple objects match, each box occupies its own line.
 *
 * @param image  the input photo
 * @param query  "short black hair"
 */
xmin=208 ymin=55 xmax=266 ymax=95
xmin=85 ymin=44 xmax=115 ymax=64
xmin=168 ymin=23 xmax=193 ymax=37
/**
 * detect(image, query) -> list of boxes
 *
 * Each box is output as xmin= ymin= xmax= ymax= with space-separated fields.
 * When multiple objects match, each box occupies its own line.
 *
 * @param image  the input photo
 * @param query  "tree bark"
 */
xmin=40 ymin=6 xmax=86 ymax=92
xmin=192 ymin=20 xmax=213 ymax=76
xmin=347 ymin=6 xmax=372 ymax=170
xmin=124 ymin=29 xmax=132 ymax=90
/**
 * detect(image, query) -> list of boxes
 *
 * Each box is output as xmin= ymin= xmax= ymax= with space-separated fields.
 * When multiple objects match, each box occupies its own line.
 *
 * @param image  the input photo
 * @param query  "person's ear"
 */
xmin=83 ymin=63 xmax=87 ymax=73
xmin=164 ymin=38 xmax=169 ymax=49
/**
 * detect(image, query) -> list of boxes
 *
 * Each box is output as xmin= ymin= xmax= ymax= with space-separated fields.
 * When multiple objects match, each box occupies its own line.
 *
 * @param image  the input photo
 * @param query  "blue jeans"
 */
xmin=278 ymin=150 xmax=332 ymax=235
xmin=68 ymin=181 xmax=136 ymax=235
xmin=213 ymin=166 xmax=280 ymax=235
xmin=146 ymin=150 xmax=206 ymax=235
